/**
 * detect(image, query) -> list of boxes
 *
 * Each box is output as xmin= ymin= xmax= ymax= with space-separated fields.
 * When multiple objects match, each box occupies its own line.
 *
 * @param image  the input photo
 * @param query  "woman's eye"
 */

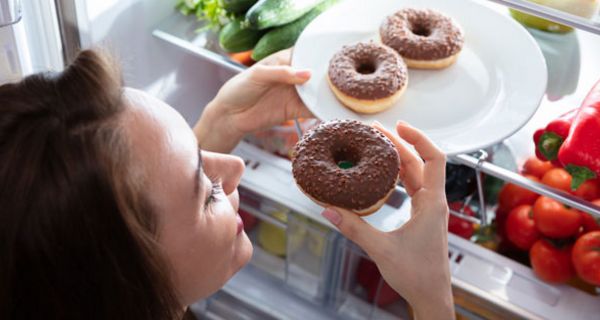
xmin=204 ymin=180 xmax=223 ymax=207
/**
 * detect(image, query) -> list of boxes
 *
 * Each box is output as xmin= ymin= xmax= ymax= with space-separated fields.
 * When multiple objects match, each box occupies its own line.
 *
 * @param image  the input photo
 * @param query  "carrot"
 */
xmin=229 ymin=50 xmax=255 ymax=66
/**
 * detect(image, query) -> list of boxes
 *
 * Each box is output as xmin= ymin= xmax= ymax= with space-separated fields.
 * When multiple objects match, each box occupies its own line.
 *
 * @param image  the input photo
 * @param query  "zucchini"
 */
xmin=219 ymin=19 xmax=265 ymax=53
xmin=222 ymin=0 xmax=258 ymax=14
xmin=251 ymin=0 xmax=339 ymax=61
xmin=245 ymin=0 xmax=326 ymax=30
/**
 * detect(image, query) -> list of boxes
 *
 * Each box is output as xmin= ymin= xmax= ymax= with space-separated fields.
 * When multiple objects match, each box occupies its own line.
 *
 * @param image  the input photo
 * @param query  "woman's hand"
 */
xmin=194 ymin=49 xmax=313 ymax=153
xmin=320 ymin=121 xmax=454 ymax=320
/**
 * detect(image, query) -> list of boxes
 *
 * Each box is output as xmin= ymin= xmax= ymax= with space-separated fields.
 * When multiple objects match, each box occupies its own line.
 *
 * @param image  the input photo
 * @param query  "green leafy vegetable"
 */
xmin=175 ymin=0 xmax=229 ymax=31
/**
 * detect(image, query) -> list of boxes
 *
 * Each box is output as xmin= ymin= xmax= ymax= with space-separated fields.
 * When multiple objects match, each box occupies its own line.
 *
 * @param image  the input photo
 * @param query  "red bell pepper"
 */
xmin=533 ymin=109 xmax=577 ymax=165
xmin=558 ymin=79 xmax=600 ymax=190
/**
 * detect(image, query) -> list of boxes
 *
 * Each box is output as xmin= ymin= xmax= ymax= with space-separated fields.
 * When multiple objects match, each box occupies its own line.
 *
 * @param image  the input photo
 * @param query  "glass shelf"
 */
xmin=152 ymin=13 xmax=244 ymax=73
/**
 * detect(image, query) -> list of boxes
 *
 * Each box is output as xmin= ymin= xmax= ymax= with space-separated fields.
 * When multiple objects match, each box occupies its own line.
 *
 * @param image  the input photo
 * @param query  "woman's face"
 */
xmin=121 ymin=89 xmax=252 ymax=306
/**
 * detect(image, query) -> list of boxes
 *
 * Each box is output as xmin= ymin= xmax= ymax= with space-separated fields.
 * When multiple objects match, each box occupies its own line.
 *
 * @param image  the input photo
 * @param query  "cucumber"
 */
xmin=245 ymin=0 xmax=326 ymax=30
xmin=219 ymin=19 xmax=265 ymax=53
xmin=222 ymin=0 xmax=258 ymax=14
xmin=251 ymin=0 xmax=339 ymax=61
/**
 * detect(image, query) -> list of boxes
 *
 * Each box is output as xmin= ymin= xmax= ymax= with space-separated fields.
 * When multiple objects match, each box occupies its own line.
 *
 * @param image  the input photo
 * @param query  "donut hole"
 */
xmin=333 ymin=149 xmax=360 ymax=169
xmin=356 ymin=62 xmax=376 ymax=75
xmin=410 ymin=24 xmax=431 ymax=37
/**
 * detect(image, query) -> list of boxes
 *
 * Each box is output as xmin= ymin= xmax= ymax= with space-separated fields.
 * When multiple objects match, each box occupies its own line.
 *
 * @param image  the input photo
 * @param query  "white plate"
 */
xmin=292 ymin=0 xmax=547 ymax=155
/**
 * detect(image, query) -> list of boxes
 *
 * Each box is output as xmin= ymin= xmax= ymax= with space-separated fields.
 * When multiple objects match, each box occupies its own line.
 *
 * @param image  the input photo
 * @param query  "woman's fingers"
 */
xmin=321 ymin=207 xmax=382 ymax=254
xmin=258 ymin=48 xmax=292 ymax=66
xmin=251 ymin=49 xmax=311 ymax=85
xmin=373 ymin=121 xmax=423 ymax=195
xmin=395 ymin=121 xmax=446 ymax=192
xmin=249 ymin=65 xmax=311 ymax=85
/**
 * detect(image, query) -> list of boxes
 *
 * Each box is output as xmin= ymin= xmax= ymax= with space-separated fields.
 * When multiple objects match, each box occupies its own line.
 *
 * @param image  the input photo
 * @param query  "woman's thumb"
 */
xmin=321 ymin=207 xmax=381 ymax=253
xmin=249 ymin=65 xmax=311 ymax=85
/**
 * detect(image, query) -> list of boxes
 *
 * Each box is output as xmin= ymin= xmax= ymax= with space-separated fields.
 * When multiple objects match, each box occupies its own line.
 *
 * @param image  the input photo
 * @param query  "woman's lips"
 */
xmin=236 ymin=214 xmax=244 ymax=235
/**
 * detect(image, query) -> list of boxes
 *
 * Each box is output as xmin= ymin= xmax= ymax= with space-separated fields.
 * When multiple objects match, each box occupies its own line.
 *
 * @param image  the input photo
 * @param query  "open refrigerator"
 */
xmin=7 ymin=0 xmax=600 ymax=319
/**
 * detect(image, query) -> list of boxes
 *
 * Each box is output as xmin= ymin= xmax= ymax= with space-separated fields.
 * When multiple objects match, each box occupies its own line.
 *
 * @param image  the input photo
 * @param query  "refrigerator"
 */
xmin=5 ymin=0 xmax=600 ymax=319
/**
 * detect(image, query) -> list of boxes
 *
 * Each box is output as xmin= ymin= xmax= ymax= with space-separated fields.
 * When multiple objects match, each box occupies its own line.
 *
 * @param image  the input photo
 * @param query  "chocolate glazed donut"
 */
xmin=327 ymin=41 xmax=408 ymax=114
xmin=380 ymin=8 xmax=464 ymax=69
xmin=292 ymin=120 xmax=400 ymax=216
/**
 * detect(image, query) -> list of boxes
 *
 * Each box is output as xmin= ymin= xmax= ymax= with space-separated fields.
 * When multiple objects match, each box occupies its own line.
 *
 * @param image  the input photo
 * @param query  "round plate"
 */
xmin=292 ymin=0 xmax=547 ymax=155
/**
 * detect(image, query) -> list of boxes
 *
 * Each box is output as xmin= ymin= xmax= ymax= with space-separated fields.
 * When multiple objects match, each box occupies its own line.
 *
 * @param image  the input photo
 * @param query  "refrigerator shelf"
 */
xmin=152 ymin=13 xmax=243 ymax=74
xmin=447 ymin=233 xmax=600 ymax=320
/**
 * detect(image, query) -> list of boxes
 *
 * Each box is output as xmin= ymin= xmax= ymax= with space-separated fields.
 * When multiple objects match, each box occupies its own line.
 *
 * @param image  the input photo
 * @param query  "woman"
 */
xmin=0 ymin=49 xmax=453 ymax=319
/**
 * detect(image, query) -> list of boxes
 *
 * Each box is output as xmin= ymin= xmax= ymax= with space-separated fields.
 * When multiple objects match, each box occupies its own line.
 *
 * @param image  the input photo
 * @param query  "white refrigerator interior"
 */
xmin=74 ymin=0 xmax=228 ymax=124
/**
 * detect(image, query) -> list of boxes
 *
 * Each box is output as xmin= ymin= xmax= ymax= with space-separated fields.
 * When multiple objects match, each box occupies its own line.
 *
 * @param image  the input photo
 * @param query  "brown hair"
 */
xmin=0 ymin=50 xmax=183 ymax=319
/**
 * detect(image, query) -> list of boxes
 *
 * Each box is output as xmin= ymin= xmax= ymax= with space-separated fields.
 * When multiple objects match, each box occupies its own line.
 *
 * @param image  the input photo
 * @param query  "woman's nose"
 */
xmin=201 ymin=151 xmax=245 ymax=194
xmin=221 ymin=155 xmax=245 ymax=195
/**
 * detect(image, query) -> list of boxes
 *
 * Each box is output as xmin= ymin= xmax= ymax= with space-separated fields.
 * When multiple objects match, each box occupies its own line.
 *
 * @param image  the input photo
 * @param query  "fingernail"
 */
xmin=372 ymin=120 xmax=383 ymax=127
xmin=396 ymin=120 xmax=409 ymax=127
xmin=295 ymin=69 xmax=311 ymax=79
xmin=321 ymin=208 xmax=342 ymax=226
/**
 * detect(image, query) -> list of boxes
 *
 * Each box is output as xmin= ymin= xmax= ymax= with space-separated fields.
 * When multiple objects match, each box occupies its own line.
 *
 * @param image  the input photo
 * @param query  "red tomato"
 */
xmin=495 ymin=207 xmax=510 ymax=239
xmin=572 ymin=180 xmax=600 ymax=201
xmin=522 ymin=157 xmax=554 ymax=179
xmin=530 ymin=239 xmax=575 ymax=283
xmin=448 ymin=202 xmax=475 ymax=239
xmin=505 ymin=205 xmax=540 ymax=250
xmin=498 ymin=175 xmax=540 ymax=213
xmin=580 ymin=213 xmax=600 ymax=234
xmin=533 ymin=196 xmax=581 ymax=238
xmin=572 ymin=231 xmax=600 ymax=286
xmin=580 ymin=199 xmax=600 ymax=234
xmin=541 ymin=168 xmax=572 ymax=193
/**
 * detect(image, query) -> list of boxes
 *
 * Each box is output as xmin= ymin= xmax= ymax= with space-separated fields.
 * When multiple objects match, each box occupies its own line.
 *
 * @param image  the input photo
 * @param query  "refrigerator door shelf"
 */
xmin=336 ymin=233 xmax=600 ymax=320
xmin=448 ymin=233 xmax=600 ymax=319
